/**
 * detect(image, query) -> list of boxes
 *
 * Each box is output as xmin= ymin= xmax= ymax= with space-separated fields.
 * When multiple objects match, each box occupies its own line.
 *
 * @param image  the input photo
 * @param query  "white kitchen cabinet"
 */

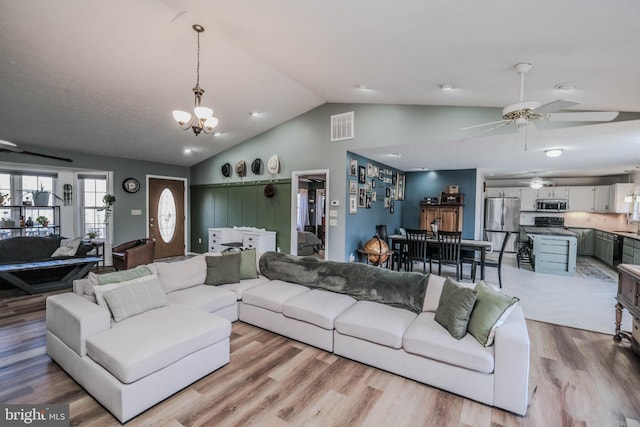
xmin=568 ymin=186 xmax=595 ymax=212
xmin=536 ymin=186 xmax=569 ymax=199
xmin=608 ymin=183 xmax=635 ymax=213
xmin=594 ymin=185 xmax=610 ymax=211
xmin=519 ymin=187 xmax=537 ymax=211
xmin=486 ymin=187 xmax=518 ymax=197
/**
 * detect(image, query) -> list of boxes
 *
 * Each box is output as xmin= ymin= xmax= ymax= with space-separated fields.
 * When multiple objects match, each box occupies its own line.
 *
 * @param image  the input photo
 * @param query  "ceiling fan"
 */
xmin=519 ymin=174 xmax=555 ymax=189
xmin=0 ymin=139 xmax=72 ymax=162
xmin=460 ymin=63 xmax=620 ymax=134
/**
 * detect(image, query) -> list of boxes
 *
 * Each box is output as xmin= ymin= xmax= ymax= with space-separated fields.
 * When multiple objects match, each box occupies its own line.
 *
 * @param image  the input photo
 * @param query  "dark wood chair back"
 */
xmin=437 ymin=231 xmax=462 ymax=280
xmin=405 ymin=228 xmax=432 ymax=273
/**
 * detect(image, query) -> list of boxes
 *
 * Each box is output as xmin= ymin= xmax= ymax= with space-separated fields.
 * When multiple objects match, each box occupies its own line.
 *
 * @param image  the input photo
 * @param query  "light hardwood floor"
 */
xmin=1 ymin=289 xmax=639 ymax=426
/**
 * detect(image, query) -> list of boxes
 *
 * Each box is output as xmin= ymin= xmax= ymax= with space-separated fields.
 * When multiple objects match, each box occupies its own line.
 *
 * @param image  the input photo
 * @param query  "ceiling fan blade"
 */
xmin=458 ymin=119 xmax=511 ymax=131
xmin=533 ymin=99 xmax=580 ymax=115
xmin=548 ymin=111 xmax=619 ymax=122
xmin=0 ymin=147 xmax=72 ymax=162
xmin=1 ymin=139 xmax=18 ymax=147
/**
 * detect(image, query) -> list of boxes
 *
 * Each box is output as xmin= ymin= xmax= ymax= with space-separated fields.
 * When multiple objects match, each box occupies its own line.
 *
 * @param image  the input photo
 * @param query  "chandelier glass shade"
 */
xmin=172 ymin=24 xmax=218 ymax=136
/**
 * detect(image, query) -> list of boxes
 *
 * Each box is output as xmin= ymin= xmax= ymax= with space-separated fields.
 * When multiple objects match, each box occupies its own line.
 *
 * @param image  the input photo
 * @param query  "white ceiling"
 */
xmin=1 ymin=0 xmax=639 ymax=179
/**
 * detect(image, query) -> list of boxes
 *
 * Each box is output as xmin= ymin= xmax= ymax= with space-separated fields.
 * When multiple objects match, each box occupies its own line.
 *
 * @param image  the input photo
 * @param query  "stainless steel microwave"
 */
xmin=536 ymin=199 xmax=568 ymax=212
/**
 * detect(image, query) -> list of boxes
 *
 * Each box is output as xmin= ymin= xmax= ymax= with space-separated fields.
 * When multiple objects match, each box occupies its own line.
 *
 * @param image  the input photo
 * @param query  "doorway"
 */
xmin=291 ymin=170 xmax=329 ymax=260
xmin=148 ymin=176 xmax=186 ymax=259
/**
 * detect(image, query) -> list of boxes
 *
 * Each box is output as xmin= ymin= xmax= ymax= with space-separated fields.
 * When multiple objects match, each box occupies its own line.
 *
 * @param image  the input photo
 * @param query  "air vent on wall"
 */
xmin=331 ymin=111 xmax=354 ymax=142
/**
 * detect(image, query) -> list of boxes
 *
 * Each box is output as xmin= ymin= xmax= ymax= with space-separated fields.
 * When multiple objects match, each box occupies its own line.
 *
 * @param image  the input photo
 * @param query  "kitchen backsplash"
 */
xmin=520 ymin=211 xmax=639 ymax=232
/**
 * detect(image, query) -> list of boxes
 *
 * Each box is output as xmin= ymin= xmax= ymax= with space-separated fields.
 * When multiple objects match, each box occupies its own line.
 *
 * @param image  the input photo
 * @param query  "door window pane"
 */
xmin=158 ymin=188 xmax=176 ymax=243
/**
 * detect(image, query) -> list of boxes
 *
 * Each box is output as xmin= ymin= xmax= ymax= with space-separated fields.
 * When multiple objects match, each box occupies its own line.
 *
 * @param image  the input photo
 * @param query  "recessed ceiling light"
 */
xmin=356 ymin=84 xmax=369 ymax=91
xmin=440 ymin=84 xmax=453 ymax=91
xmin=545 ymin=148 xmax=563 ymax=158
xmin=554 ymin=83 xmax=576 ymax=91
xmin=390 ymin=153 xmax=402 ymax=157
xmin=184 ymin=148 xmax=192 ymax=154
xmin=250 ymin=111 xmax=260 ymax=117
xmin=214 ymin=132 xmax=222 ymax=137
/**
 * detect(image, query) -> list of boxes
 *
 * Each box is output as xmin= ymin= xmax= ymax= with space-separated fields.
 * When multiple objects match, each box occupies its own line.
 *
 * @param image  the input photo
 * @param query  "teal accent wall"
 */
xmin=344 ymin=152 xmax=405 ymax=261
xmin=403 ymin=169 xmax=478 ymax=239
xmin=190 ymin=180 xmax=292 ymax=254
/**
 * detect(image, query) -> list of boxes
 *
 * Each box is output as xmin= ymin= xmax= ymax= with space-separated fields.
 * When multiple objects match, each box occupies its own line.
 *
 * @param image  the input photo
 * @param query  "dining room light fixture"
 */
xmin=172 ymin=24 xmax=219 ymax=136
xmin=545 ymin=148 xmax=563 ymax=158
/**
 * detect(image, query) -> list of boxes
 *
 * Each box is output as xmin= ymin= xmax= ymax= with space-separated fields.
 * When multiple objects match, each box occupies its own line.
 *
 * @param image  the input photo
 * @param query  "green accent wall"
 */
xmin=190 ymin=180 xmax=292 ymax=253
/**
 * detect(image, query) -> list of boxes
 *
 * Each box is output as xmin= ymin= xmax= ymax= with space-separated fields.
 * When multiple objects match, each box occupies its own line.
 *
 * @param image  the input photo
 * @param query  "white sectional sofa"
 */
xmin=46 ymin=250 xmax=530 ymax=423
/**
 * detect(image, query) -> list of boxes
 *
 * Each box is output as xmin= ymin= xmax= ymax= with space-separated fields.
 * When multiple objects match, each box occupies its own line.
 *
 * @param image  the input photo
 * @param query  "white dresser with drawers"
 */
xmin=208 ymin=227 xmax=276 ymax=253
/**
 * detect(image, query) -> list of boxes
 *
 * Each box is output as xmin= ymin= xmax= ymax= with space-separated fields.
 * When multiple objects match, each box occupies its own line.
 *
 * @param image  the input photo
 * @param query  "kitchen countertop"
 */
xmin=521 ymin=226 xmax=578 ymax=238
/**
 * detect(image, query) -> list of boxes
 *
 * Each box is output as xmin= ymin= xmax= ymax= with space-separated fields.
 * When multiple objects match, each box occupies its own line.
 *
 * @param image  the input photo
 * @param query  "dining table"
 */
xmin=388 ymin=234 xmax=493 ymax=280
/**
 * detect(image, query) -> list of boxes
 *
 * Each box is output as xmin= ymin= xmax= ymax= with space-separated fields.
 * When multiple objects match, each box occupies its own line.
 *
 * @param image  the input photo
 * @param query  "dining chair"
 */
xmin=404 ymin=229 xmax=432 ymax=273
xmin=470 ymin=230 xmax=511 ymax=288
xmin=436 ymin=231 xmax=462 ymax=280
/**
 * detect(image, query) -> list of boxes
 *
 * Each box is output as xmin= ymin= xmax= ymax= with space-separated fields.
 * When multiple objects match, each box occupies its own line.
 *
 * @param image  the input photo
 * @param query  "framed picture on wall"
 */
xmin=371 ymin=179 xmax=376 ymax=189
xmin=358 ymin=166 xmax=366 ymax=184
xmin=371 ymin=191 xmax=377 ymax=202
xmin=386 ymin=187 xmax=391 ymax=197
xmin=396 ymin=173 xmax=405 ymax=201
xmin=349 ymin=158 xmax=357 ymax=176
xmin=349 ymin=181 xmax=358 ymax=194
xmin=365 ymin=181 xmax=371 ymax=192
xmin=366 ymin=194 xmax=372 ymax=209
xmin=390 ymin=201 xmax=395 ymax=214
xmin=384 ymin=197 xmax=390 ymax=208
xmin=367 ymin=162 xmax=374 ymax=177
xmin=358 ymin=188 xmax=366 ymax=207
xmin=349 ymin=195 xmax=357 ymax=214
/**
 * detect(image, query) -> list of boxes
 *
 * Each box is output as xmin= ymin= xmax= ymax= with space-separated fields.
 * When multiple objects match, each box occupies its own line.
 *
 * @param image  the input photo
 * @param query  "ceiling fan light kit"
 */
xmin=172 ymin=24 xmax=219 ymax=136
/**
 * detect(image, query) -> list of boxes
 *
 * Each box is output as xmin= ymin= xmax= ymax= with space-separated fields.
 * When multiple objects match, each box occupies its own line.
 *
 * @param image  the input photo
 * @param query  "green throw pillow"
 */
xmin=468 ymin=280 xmax=519 ymax=347
xmin=223 ymin=249 xmax=258 ymax=280
xmin=205 ymin=254 xmax=241 ymax=286
xmin=434 ymin=277 xmax=477 ymax=339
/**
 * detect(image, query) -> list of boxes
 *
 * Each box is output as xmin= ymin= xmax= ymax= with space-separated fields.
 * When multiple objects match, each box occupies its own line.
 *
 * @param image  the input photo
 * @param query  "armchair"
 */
xmin=111 ymin=238 xmax=156 ymax=270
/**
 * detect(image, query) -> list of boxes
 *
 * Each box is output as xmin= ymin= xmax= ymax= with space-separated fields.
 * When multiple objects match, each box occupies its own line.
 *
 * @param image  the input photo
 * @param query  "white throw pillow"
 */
xmin=154 ymin=255 xmax=207 ymax=292
xmin=51 ymin=237 xmax=82 ymax=257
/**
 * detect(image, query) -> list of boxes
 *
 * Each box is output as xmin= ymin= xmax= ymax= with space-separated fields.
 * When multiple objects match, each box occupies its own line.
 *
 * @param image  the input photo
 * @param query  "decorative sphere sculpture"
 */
xmin=363 ymin=235 xmax=390 ymax=266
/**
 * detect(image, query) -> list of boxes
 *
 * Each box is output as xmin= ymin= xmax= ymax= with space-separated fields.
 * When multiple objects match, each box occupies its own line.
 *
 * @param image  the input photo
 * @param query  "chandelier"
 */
xmin=172 ymin=24 xmax=219 ymax=136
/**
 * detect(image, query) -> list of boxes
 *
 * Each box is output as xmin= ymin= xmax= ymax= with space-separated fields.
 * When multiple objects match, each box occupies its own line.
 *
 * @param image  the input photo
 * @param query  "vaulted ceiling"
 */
xmin=1 ymin=1 xmax=639 ymax=178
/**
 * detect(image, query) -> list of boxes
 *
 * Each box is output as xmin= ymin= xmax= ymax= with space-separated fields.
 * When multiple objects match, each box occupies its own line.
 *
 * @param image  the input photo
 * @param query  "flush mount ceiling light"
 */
xmin=172 ymin=24 xmax=219 ymax=136
xmin=250 ymin=111 xmax=261 ymax=117
xmin=356 ymin=84 xmax=369 ymax=90
xmin=545 ymin=148 xmax=563 ymax=158
xmin=440 ymin=84 xmax=453 ymax=91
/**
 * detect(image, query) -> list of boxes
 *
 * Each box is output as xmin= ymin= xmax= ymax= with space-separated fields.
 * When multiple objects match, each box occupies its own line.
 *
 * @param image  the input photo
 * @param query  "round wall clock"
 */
xmin=122 ymin=178 xmax=140 ymax=193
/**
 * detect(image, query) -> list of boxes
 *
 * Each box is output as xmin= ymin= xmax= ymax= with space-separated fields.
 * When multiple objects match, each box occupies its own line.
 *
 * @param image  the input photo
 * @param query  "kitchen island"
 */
xmin=522 ymin=226 xmax=578 ymax=276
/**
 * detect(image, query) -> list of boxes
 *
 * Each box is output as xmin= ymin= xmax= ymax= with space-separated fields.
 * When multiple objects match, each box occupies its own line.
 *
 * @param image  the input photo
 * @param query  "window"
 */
xmin=80 ymin=175 xmax=107 ymax=239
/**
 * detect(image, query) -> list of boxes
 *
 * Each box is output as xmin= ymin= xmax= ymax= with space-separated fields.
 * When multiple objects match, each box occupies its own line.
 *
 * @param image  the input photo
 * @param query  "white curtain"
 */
xmin=297 ymin=189 xmax=309 ymax=231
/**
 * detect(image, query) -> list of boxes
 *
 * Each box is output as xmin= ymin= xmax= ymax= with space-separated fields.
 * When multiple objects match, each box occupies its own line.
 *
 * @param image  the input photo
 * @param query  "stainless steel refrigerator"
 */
xmin=485 ymin=197 xmax=520 ymax=253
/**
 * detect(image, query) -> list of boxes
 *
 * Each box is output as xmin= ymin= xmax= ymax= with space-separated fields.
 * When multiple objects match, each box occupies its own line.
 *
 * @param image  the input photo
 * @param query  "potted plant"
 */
xmin=23 ymin=184 xmax=63 ymax=206
xmin=36 ymin=215 xmax=49 ymax=227
xmin=100 ymin=194 xmax=116 ymax=222
xmin=86 ymin=229 xmax=101 ymax=241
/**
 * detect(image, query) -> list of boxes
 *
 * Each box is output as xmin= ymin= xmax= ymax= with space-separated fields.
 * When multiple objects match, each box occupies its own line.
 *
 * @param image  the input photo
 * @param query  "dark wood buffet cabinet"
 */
xmin=615 ymin=264 xmax=640 ymax=355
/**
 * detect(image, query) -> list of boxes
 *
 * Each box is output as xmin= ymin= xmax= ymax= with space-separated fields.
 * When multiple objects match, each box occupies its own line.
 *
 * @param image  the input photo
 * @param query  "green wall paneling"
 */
xmin=190 ymin=180 xmax=291 ymax=254
xmin=213 ymin=187 xmax=228 ymax=227
xmin=241 ymin=185 xmax=258 ymax=226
